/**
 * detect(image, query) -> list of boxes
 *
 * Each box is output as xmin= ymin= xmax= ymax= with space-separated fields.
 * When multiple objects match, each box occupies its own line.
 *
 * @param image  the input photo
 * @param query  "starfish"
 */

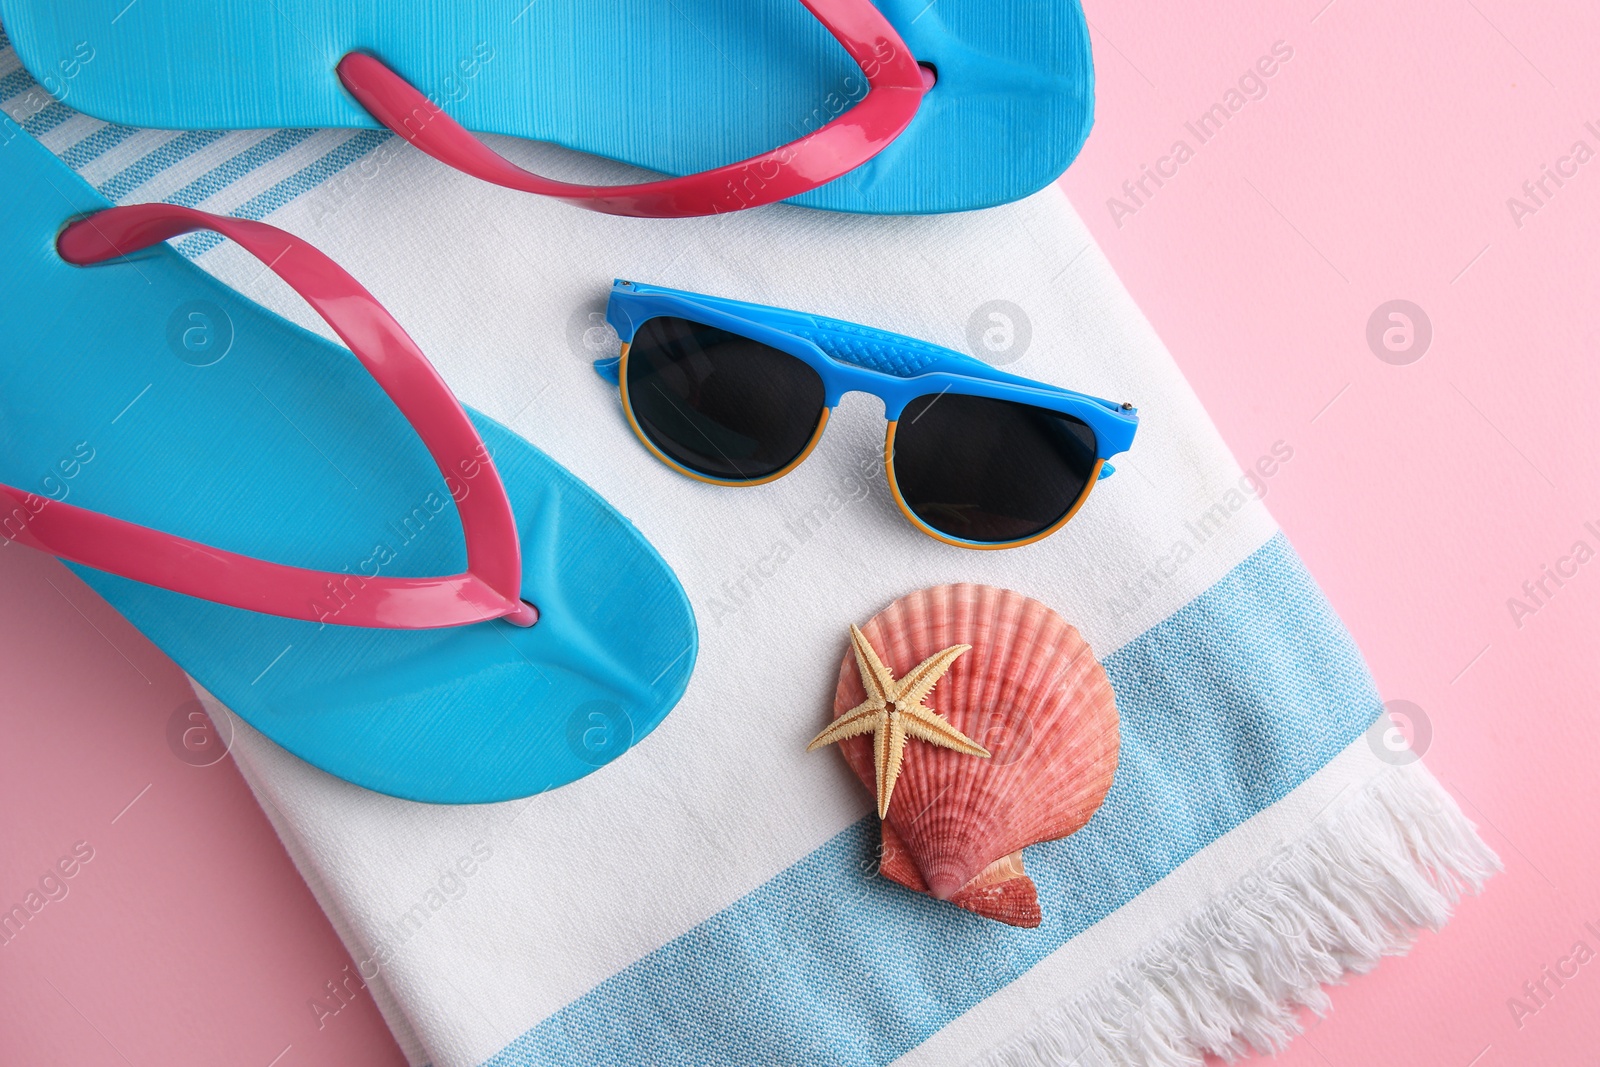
xmin=807 ymin=624 xmax=990 ymax=818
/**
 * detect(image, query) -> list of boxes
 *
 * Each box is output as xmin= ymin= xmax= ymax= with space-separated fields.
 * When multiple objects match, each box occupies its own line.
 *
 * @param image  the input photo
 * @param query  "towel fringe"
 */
xmin=977 ymin=764 xmax=1499 ymax=1066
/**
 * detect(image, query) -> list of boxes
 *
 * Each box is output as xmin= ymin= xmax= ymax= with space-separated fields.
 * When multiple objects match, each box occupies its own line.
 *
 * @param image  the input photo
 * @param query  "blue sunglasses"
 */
xmin=594 ymin=281 xmax=1138 ymax=549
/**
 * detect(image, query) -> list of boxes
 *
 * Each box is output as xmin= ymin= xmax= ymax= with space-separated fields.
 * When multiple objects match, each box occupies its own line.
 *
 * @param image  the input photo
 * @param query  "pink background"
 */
xmin=2 ymin=0 xmax=1596 ymax=1064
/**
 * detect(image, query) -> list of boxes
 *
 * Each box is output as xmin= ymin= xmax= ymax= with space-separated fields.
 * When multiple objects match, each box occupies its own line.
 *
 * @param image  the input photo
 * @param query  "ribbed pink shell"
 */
xmin=833 ymin=584 xmax=1118 ymax=924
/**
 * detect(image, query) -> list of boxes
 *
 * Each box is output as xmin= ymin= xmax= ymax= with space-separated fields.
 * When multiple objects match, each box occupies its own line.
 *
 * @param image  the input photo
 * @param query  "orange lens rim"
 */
xmin=882 ymin=420 xmax=1102 ymax=550
xmin=617 ymin=341 xmax=831 ymax=488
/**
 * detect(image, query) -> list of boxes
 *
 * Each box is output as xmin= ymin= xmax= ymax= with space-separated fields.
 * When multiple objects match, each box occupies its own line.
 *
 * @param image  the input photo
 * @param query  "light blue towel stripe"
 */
xmin=171 ymin=129 xmax=392 ymax=258
xmin=480 ymin=533 xmax=1381 ymax=1067
xmin=57 ymin=122 xmax=137 ymax=170
xmin=0 ymin=64 xmax=36 ymax=102
xmin=0 ymin=35 xmax=382 ymax=260
xmin=96 ymin=128 xmax=227 ymax=201
xmin=20 ymin=98 xmax=70 ymax=135
xmin=164 ymin=127 xmax=316 ymax=207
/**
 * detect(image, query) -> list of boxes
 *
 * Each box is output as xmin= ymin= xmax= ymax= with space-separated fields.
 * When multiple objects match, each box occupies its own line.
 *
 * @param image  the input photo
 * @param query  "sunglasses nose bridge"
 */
xmin=819 ymin=366 xmax=919 ymax=423
xmin=825 ymin=382 xmax=901 ymax=419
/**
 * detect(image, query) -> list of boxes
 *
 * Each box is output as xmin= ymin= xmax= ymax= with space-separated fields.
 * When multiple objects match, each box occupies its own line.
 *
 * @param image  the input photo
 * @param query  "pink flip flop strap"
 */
xmin=336 ymin=0 xmax=926 ymax=217
xmin=14 ymin=205 xmax=537 ymax=630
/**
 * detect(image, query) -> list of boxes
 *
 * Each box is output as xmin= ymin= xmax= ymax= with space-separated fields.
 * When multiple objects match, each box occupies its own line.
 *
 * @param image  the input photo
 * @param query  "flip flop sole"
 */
xmin=0 ymin=126 xmax=697 ymax=803
xmin=0 ymin=0 xmax=1093 ymax=214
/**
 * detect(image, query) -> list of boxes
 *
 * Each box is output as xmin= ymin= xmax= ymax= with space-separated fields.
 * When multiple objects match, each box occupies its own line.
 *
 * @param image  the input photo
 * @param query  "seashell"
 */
xmin=829 ymin=583 xmax=1118 ymax=927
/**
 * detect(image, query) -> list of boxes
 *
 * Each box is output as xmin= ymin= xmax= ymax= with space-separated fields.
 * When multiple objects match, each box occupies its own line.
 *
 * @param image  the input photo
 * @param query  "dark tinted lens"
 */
xmin=624 ymin=316 xmax=827 ymax=481
xmin=892 ymin=392 xmax=1098 ymax=543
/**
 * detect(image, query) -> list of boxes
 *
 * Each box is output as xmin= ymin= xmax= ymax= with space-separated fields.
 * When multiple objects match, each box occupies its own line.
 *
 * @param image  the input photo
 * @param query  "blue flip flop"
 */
xmin=0 ymin=0 xmax=1093 ymax=216
xmin=0 ymin=120 xmax=697 ymax=803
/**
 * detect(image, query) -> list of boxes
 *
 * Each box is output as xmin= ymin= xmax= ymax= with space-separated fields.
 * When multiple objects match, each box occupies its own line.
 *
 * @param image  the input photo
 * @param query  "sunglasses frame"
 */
xmin=594 ymin=280 xmax=1139 ymax=549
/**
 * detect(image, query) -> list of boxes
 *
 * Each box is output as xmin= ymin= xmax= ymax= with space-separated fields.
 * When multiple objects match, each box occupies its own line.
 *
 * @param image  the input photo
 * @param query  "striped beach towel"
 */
xmin=3 ymin=29 xmax=1498 ymax=1066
